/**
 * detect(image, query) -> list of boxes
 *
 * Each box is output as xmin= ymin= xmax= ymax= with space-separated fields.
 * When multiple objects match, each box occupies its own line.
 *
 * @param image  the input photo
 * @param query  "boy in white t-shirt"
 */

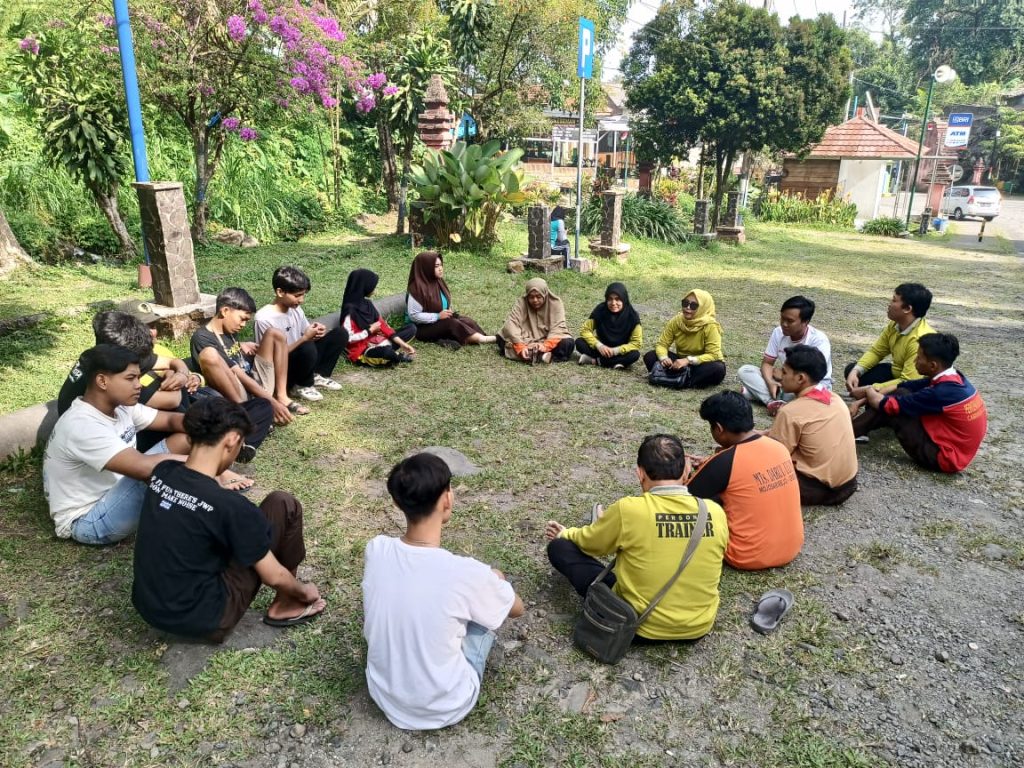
xmin=737 ymin=295 xmax=832 ymax=415
xmin=253 ymin=266 xmax=345 ymax=403
xmin=362 ymin=453 xmax=525 ymax=730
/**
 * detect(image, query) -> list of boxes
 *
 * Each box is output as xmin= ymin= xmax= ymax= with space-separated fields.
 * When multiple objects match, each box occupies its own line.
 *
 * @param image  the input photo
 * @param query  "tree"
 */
xmin=624 ymin=0 xmax=852 ymax=222
xmin=70 ymin=1 xmax=382 ymax=242
xmin=14 ymin=28 xmax=138 ymax=257
xmin=0 ymin=207 xmax=32 ymax=279
xmin=904 ymin=0 xmax=1024 ymax=84
xmin=852 ymin=0 xmax=909 ymax=49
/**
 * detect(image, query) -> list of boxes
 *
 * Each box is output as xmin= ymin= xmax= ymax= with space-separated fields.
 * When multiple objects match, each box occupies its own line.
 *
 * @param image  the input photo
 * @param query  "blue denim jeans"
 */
xmin=461 ymin=621 xmax=496 ymax=679
xmin=70 ymin=440 xmax=168 ymax=545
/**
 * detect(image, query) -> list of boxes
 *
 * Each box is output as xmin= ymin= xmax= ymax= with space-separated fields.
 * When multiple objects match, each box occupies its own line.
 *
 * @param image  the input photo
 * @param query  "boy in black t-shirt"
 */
xmin=132 ymin=398 xmax=325 ymax=642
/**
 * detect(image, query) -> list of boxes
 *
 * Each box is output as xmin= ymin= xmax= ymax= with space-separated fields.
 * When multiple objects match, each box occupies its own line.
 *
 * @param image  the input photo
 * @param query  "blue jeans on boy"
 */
xmin=462 ymin=621 xmax=496 ymax=679
xmin=70 ymin=440 xmax=168 ymax=545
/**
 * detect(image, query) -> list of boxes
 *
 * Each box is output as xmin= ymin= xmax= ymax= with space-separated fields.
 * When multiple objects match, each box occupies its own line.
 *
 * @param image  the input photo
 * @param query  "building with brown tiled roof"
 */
xmin=781 ymin=109 xmax=918 ymax=221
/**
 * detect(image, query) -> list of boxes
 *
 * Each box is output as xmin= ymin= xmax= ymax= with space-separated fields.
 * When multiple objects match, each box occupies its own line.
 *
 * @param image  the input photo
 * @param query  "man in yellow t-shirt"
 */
xmin=544 ymin=434 xmax=728 ymax=642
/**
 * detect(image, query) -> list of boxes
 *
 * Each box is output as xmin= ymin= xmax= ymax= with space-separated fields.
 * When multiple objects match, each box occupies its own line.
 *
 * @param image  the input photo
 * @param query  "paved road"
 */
xmin=879 ymin=194 xmax=1024 ymax=254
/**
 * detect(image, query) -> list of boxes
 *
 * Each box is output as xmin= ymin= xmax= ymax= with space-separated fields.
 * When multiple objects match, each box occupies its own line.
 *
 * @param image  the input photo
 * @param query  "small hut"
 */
xmin=781 ymin=108 xmax=918 ymax=221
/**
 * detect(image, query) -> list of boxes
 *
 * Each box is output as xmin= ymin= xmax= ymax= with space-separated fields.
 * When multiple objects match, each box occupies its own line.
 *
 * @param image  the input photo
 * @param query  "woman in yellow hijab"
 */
xmin=643 ymin=288 xmax=726 ymax=388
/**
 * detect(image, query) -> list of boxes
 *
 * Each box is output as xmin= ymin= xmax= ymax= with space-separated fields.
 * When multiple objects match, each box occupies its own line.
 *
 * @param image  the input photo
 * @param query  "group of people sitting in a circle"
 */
xmin=41 ymin=251 xmax=989 ymax=731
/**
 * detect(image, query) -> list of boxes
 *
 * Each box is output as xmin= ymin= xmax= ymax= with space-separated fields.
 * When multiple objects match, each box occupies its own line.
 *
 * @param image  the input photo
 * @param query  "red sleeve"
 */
xmin=379 ymin=316 xmax=395 ymax=338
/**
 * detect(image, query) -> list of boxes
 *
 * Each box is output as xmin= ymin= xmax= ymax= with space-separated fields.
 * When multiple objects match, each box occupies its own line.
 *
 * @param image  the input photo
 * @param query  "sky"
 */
xmin=603 ymin=0 xmax=860 ymax=82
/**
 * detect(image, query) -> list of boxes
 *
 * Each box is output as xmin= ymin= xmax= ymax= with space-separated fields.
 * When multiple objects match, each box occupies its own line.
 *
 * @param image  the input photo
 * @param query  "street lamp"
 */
xmin=905 ymin=65 xmax=957 ymax=231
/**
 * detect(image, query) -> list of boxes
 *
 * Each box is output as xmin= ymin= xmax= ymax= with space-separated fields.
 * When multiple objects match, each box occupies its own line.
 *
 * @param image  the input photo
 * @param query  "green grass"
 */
xmin=1 ymin=217 xmax=1021 ymax=766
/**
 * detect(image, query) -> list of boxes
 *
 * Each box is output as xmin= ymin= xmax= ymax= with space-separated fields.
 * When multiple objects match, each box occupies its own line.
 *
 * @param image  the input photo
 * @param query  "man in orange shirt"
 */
xmin=689 ymin=392 xmax=803 ymax=570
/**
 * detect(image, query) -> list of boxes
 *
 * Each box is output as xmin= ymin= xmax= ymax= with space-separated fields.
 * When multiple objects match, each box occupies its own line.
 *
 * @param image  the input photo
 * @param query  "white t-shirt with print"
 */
xmin=43 ymin=398 xmax=157 ymax=538
xmin=764 ymin=324 xmax=833 ymax=388
xmin=362 ymin=535 xmax=515 ymax=730
xmin=253 ymin=305 xmax=310 ymax=346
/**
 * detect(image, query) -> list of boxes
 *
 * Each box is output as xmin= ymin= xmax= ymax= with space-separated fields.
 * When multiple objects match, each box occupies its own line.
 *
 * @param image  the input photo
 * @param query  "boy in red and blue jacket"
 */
xmin=853 ymin=333 xmax=987 ymax=472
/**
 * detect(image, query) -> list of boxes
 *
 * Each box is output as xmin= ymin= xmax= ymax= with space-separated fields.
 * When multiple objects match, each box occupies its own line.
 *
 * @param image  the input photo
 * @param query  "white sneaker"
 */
xmin=578 ymin=353 xmax=596 ymax=366
xmin=291 ymin=386 xmax=323 ymax=402
xmin=313 ymin=374 xmax=342 ymax=391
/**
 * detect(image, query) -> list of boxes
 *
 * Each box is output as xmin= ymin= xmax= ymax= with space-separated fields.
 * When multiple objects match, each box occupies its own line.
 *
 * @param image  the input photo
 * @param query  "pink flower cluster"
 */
xmin=19 ymin=37 xmax=39 ymax=55
xmin=226 ymin=15 xmax=246 ymax=43
xmin=97 ymin=14 xmax=115 ymax=29
xmin=222 ymin=117 xmax=241 ymax=130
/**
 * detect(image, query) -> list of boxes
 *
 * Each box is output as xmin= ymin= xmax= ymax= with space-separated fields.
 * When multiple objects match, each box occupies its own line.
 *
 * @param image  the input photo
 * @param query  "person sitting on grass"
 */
xmin=850 ymin=333 xmax=988 ymax=473
xmin=43 ymin=345 xmax=252 ymax=546
xmin=737 ymin=295 xmax=831 ymax=416
xmin=844 ymin=282 xmax=935 ymax=399
xmin=497 ymin=277 xmax=574 ymax=364
xmin=545 ymin=434 xmax=728 ymax=643
xmin=58 ymin=310 xmax=205 ymax=452
xmin=132 ymin=398 xmax=325 ymax=642
xmin=254 ymin=265 xmax=346 ymax=403
xmin=362 ymin=453 xmax=524 ymax=730
xmin=191 ymin=287 xmax=300 ymax=425
xmin=643 ymin=289 xmax=727 ymax=389
xmin=405 ymin=251 xmax=496 ymax=350
xmin=688 ymin=392 xmax=803 ymax=570
xmin=341 ymin=269 xmax=417 ymax=367
xmin=575 ymin=282 xmax=643 ymax=370
xmin=767 ymin=345 xmax=858 ymax=506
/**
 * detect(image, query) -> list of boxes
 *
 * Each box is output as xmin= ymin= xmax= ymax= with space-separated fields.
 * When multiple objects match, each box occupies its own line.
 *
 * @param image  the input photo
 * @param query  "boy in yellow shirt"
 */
xmin=545 ymin=434 xmax=728 ymax=641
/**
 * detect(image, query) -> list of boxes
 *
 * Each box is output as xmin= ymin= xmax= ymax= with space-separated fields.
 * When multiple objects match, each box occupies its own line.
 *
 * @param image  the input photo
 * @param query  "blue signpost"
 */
xmin=574 ymin=18 xmax=595 ymax=265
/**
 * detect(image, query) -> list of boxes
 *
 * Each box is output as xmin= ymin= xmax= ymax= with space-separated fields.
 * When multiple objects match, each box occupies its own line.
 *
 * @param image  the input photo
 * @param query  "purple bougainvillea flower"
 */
xmin=239 ymin=127 xmax=259 ymax=141
xmin=227 ymin=15 xmax=246 ymax=42
xmin=222 ymin=117 xmax=241 ymax=130
xmin=383 ymin=85 xmax=399 ymax=96
xmin=19 ymin=37 xmax=40 ymax=55
xmin=98 ymin=14 xmax=115 ymax=28
xmin=366 ymin=72 xmax=387 ymax=90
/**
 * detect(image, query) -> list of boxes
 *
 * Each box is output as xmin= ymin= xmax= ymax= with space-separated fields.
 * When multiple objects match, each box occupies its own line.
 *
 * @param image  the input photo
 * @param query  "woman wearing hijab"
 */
xmin=575 ymin=282 xmax=643 ymax=369
xmin=643 ymin=288 xmax=726 ymax=388
xmin=341 ymin=269 xmax=417 ymax=367
xmin=497 ymin=278 xmax=574 ymax=364
xmin=405 ymin=251 xmax=496 ymax=349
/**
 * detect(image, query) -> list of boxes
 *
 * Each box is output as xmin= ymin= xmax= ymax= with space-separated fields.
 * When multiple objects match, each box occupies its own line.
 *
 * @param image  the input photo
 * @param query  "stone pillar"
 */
xmin=133 ymin=182 xmax=200 ymax=307
xmin=693 ymin=200 xmax=711 ymax=234
xmin=971 ymin=157 xmax=985 ymax=185
xmin=588 ymin=189 xmax=630 ymax=261
xmin=715 ymin=190 xmax=745 ymax=245
xmin=527 ymin=205 xmax=551 ymax=259
xmin=637 ymin=162 xmax=654 ymax=197
xmin=418 ymin=75 xmax=455 ymax=152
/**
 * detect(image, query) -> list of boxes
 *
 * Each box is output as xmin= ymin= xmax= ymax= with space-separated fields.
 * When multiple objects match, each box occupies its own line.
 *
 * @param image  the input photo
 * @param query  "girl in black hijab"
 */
xmin=340 ymin=269 xmax=417 ymax=367
xmin=574 ymin=282 xmax=643 ymax=369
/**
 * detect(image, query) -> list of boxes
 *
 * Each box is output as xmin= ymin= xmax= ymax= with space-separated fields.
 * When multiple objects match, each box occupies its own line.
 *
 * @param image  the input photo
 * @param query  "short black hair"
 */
xmin=783 ymin=344 xmax=828 ymax=384
xmin=699 ymin=391 xmax=755 ymax=433
xmin=92 ymin=310 xmax=153 ymax=355
xmin=183 ymin=397 xmax=253 ymax=445
xmin=781 ymin=295 xmax=815 ymax=323
xmin=216 ymin=287 xmax=257 ymax=313
xmin=80 ymin=344 xmax=140 ymax=385
xmin=895 ymin=283 xmax=932 ymax=318
xmin=637 ymin=434 xmax=686 ymax=481
xmin=387 ymin=453 xmax=452 ymax=522
xmin=272 ymin=265 xmax=311 ymax=294
xmin=918 ymin=332 xmax=959 ymax=368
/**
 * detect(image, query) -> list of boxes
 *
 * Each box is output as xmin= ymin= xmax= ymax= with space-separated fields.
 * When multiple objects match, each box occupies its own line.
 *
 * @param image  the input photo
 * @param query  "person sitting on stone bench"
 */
xmin=550 ymin=206 xmax=570 ymax=258
xmin=851 ymin=333 xmax=988 ymax=473
xmin=545 ymin=434 xmax=728 ymax=644
xmin=43 ymin=345 xmax=252 ymax=545
xmin=132 ymin=397 xmax=325 ymax=642
xmin=58 ymin=309 xmax=204 ymax=452
xmin=497 ymin=278 xmax=574 ymax=364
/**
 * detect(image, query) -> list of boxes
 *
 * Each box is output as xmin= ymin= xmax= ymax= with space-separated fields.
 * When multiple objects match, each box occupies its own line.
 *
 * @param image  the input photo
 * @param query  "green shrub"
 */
xmin=581 ymin=192 xmax=690 ymax=244
xmin=860 ymin=216 xmax=906 ymax=237
xmin=756 ymin=189 xmax=856 ymax=227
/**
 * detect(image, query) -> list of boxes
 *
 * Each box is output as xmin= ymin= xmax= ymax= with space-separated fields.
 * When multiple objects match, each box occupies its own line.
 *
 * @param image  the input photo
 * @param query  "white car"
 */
xmin=941 ymin=186 xmax=1001 ymax=221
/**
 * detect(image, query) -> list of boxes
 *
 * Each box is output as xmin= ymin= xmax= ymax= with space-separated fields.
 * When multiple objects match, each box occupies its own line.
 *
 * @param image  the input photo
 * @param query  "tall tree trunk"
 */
xmin=395 ymin=136 xmax=414 ymax=235
xmin=711 ymin=145 xmax=736 ymax=229
xmin=0 ymin=207 xmax=33 ymax=279
xmin=190 ymin=129 xmax=223 ymax=243
xmin=377 ymin=114 xmax=399 ymax=212
xmin=90 ymin=183 xmax=138 ymax=259
xmin=696 ymin=144 xmax=706 ymax=199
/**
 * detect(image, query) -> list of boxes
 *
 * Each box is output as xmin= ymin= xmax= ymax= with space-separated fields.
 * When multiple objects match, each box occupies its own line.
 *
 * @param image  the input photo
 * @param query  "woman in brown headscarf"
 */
xmin=497 ymin=278 xmax=575 ymax=364
xmin=405 ymin=251 xmax=496 ymax=349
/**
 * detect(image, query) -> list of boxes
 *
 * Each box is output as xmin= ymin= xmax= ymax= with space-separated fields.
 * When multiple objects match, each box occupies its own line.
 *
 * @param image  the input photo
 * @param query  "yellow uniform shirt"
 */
xmin=559 ymin=487 xmax=728 ymax=640
xmin=855 ymin=317 xmax=935 ymax=391
xmin=578 ymin=318 xmax=643 ymax=355
xmin=653 ymin=315 xmax=725 ymax=364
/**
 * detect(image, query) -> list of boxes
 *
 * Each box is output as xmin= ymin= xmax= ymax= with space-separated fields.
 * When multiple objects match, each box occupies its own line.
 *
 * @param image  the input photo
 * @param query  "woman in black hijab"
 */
xmin=340 ymin=269 xmax=417 ymax=367
xmin=574 ymin=282 xmax=643 ymax=369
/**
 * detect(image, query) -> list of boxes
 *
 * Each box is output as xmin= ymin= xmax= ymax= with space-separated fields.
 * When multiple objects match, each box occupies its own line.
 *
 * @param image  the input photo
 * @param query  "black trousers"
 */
xmin=188 ymin=388 xmax=274 ymax=451
xmin=643 ymin=351 xmax=727 ymax=389
xmin=287 ymin=327 xmax=347 ymax=388
xmin=361 ymin=324 xmax=417 ymax=365
xmin=575 ymin=339 xmax=641 ymax=369
xmin=852 ymin=400 xmax=943 ymax=471
xmin=843 ymin=362 xmax=894 ymax=388
xmin=796 ymin=472 xmax=858 ymax=506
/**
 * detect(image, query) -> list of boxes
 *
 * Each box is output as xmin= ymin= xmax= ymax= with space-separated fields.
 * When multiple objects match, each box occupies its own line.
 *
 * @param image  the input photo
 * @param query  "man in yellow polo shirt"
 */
xmin=545 ymin=434 xmax=728 ymax=642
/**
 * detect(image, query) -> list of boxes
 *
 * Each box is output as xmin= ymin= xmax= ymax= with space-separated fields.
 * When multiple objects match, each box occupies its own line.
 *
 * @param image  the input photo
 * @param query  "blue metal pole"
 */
xmin=112 ymin=0 xmax=151 ymax=264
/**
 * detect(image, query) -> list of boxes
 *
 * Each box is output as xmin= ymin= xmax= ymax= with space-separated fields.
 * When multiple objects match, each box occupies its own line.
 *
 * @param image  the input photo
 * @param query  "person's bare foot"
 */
xmin=218 ymin=469 xmax=254 ymax=491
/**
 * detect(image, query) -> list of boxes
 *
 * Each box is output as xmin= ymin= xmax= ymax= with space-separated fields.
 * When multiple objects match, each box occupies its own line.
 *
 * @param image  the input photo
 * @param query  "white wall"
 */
xmin=837 ymin=159 xmax=886 ymax=221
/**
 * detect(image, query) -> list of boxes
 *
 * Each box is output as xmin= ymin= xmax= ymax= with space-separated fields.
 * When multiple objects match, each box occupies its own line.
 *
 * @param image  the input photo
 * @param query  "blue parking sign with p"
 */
xmin=578 ymin=18 xmax=595 ymax=79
